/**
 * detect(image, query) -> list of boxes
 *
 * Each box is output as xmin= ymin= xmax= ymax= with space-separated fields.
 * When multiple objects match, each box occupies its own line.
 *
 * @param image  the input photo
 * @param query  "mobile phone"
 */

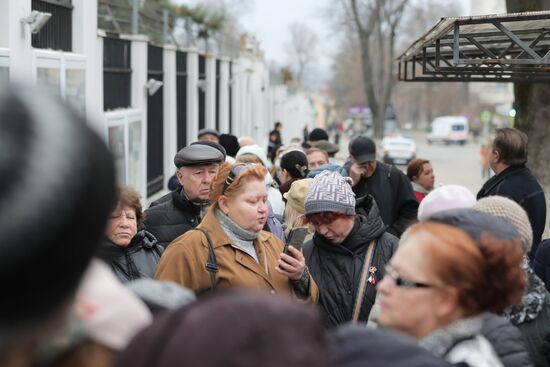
xmin=284 ymin=227 xmax=309 ymax=255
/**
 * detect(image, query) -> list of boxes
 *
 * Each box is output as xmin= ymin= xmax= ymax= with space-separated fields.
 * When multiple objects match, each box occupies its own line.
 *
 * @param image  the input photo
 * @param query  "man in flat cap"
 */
xmin=144 ymin=144 xmax=225 ymax=248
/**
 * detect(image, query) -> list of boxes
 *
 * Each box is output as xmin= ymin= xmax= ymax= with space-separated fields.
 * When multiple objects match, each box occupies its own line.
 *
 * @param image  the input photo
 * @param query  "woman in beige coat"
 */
xmin=155 ymin=162 xmax=318 ymax=301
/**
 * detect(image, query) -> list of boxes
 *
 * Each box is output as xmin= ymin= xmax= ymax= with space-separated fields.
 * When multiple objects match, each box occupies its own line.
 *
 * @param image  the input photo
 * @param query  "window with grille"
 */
xmin=31 ymin=0 xmax=73 ymax=52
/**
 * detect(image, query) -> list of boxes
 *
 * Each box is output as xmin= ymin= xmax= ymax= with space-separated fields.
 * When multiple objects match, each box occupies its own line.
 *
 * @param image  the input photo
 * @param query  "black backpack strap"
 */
xmin=192 ymin=228 xmax=218 ymax=291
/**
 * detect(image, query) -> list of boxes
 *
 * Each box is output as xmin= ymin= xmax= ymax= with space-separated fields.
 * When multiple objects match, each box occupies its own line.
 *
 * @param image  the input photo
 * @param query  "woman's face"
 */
xmin=377 ymin=233 xmax=451 ymax=339
xmin=223 ymin=179 xmax=268 ymax=232
xmin=414 ymin=163 xmax=435 ymax=191
xmin=106 ymin=204 xmax=138 ymax=247
xmin=309 ymin=215 xmax=355 ymax=245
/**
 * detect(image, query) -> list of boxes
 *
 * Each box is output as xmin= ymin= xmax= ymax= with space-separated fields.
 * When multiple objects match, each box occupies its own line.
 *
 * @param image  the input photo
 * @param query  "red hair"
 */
xmin=305 ymin=211 xmax=353 ymax=225
xmin=210 ymin=162 xmax=267 ymax=207
xmin=403 ymin=222 xmax=525 ymax=315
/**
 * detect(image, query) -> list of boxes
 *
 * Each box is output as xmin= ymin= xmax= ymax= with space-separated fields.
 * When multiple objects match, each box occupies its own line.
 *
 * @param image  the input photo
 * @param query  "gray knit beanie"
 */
xmin=473 ymin=196 xmax=533 ymax=252
xmin=305 ymin=171 xmax=355 ymax=216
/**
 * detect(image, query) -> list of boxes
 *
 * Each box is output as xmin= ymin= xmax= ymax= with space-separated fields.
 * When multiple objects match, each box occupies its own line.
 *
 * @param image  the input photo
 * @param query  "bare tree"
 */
xmin=347 ymin=0 xmax=408 ymax=138
xmin=505 ymin=0 xmax=550 ymax=188
xmin=285 ymin=22 xmax=318 ymax=86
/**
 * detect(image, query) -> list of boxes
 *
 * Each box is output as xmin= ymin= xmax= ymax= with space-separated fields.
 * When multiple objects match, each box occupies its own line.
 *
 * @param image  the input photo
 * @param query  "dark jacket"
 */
xmin=346 ymin=160 xmax=418 ymax=238
xmin=144 ymin=188 xmax=203 ymax=248
xmin=534 ymin=240 xmax=550 ymax=292
xmin=97 ymin=230 xmax=163 ymax=283
xmin=477 ymin=165 xmax=547 ymax=259
xmin=304 ymin=199 xmax=399 ymax=328
xmin=516 ymin=292 xmax=550 ymax=367
xmin=482 ymin=313 xmax=533 ymax=367
xmin=268 ymin=129 xmax=282 ymax=160
xmin=332 ymin=325 xmax=455 ymax=367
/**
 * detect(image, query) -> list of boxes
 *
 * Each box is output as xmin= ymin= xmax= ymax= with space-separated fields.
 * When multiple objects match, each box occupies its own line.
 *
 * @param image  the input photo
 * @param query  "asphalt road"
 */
xmin=404 ymin=131 xmax=485 ymax=196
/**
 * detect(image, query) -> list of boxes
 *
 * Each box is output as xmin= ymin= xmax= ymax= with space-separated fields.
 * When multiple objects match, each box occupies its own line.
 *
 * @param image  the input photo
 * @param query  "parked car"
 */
xmin=427 ymin=116 xmax=469 ymax=145
xmin=381 ymin=135 xmax=417 ymax=165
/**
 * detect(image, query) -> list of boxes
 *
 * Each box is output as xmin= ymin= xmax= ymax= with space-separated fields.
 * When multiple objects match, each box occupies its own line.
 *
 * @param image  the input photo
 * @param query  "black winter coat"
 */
xmin=345 ymin=160 xmax=418 ymax=238
xmin=534 ymin=240 xmax=550 ymax=293
xmin=517 ymin=293 xmax=550 ymax=367
xmin=482 ymin=313 xmax=533 ymax=367
xmin=477 ymin=165 xmax=547 ymax=259
xmin=144 ymin=188 xmax=203 ymax=248
xmin=304 ymin=200 xmax=399 ymax=328
xmin=97 ymin=230 xmax=163 ymax=283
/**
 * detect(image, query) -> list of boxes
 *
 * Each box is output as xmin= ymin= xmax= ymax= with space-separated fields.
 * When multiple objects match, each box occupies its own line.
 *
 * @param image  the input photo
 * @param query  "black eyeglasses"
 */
xmin=384 ymin=264 xmax=436 ymax=289
xmin=222 ymin=164 xmax=254 ymax=194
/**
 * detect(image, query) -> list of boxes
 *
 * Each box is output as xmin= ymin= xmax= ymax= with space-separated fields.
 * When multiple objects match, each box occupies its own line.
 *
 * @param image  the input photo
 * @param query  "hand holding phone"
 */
xmin=284 ymin=227 xmax=309 ymax=255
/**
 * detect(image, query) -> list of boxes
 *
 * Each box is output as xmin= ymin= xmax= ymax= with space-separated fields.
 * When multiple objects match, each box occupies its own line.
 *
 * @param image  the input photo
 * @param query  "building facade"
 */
xmin=1 ymin=0 xmax=271 ymax=203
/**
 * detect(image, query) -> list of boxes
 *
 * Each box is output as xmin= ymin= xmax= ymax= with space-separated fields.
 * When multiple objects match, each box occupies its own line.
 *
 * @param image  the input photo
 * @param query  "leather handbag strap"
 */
xmin=193 ymin=228 xmax=218 ymax=291
xmin=352 ymin=240 xmax=375 ymax=324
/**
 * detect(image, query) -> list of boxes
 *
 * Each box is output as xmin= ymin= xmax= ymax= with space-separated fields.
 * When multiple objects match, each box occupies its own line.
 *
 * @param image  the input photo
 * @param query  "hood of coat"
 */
xmin=420 ymin=315 xmax=484 ymax=358
xmin=313 ymin=197 xmax=387 ymax=254
xmin=99 ymin=230 xmax=159 ymax=256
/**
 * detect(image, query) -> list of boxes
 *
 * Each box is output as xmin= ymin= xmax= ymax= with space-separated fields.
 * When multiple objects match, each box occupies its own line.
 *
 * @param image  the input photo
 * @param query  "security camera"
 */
xmin=21 ymin=11 xmax=52 ymax=34
xmin=197 ymin=79 xmax=207 ymax=92
xmin=145 ymin=78 xmax=163 ymax=96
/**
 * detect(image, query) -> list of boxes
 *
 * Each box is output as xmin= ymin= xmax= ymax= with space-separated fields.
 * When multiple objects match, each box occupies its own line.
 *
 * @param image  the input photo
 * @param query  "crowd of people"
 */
xmin=2 ymin=87 xmax=549 ymax=367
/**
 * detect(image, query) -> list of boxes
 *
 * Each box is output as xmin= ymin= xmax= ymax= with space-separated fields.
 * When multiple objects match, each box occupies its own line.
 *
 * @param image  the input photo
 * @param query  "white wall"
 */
xmin=186 ymin=48 xmax=199 ymax=145
xmin=8 ymin=0 xmax=33 ymax=83
xmin=270 ymin=85 xmax=316 ymax=145
xmin=163 ymin=44 xmax=177 ymax=188
xmin=0 ymin=1 xmax=10 ymax=48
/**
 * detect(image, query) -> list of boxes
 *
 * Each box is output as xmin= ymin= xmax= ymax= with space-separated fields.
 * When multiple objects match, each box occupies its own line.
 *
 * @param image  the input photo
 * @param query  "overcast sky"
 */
xmin=174 ymin=0 xmax=473 ymax=83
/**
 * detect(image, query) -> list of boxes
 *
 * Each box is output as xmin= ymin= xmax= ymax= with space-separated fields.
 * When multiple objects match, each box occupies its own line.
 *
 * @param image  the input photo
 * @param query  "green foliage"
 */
xmin=155 ymin=1 xmax=226 ymax=38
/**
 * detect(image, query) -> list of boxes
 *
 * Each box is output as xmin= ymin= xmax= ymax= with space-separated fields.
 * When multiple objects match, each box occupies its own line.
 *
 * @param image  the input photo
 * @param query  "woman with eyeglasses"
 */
xmin=155 ymin=162 xmax=318 ymax=301
xmin=377 ymin=221 xmax=525 ymax=367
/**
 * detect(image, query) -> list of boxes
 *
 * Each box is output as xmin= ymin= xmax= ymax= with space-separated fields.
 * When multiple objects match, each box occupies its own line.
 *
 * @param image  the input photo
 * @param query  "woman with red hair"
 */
xmin=155 ymin=162 xmax=318 ymax=301
xmin=377 ymin=221 xmax=525 ymax=367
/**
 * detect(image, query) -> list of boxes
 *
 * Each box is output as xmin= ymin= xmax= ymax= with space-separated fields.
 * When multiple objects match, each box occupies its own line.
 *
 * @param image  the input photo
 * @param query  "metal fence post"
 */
xmin=132 ymin=0 xmax=139 ymax=34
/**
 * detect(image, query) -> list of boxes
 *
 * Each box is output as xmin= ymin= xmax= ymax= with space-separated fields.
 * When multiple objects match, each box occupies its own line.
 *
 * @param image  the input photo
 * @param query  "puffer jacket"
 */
xmin=144 ymin=188 xmax=204 ymax=248
xmin=534 ymin=239 xmax=550 ymax=292
xmin=516 ymin=292 xmax=550 ymax=367
xmin=97 ymin=230 xmax=163 ymax=283
xmin=482 ymin=313 xmax=533 ymax=367
xmin=304 ymin=197 xmax=399 ymax=328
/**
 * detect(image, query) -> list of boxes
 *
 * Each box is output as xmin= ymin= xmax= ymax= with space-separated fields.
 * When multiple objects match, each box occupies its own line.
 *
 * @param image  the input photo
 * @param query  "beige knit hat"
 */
xmin=284 ymin=178 xmax=313 ymax=214
xmin=473 ymin=196 xmax=533 ymax=252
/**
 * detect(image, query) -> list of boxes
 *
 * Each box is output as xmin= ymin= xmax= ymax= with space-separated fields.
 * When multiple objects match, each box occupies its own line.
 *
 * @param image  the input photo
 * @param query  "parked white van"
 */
xmin=427 ymin=116 xmax=469 ymax=145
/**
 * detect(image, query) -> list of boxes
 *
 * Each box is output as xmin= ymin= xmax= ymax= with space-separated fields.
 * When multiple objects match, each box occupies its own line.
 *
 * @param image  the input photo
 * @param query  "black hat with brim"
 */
xmin=349 ymin=136 xmax=376 ymax=164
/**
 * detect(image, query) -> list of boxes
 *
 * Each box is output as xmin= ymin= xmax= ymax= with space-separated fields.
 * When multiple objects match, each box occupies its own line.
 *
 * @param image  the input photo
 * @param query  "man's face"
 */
xmin=307 ymin=151 xmax=329 ymax=170
xmin=198 ymin=134 xmax=219 ymax=143
xmin=177 ymin=164 xmax=219 ymax=202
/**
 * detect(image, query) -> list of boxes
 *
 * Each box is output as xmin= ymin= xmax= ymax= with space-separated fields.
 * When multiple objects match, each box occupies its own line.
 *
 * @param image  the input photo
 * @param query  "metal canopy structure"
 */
xmin=398 ymin=11 xmax=550 ymax=82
